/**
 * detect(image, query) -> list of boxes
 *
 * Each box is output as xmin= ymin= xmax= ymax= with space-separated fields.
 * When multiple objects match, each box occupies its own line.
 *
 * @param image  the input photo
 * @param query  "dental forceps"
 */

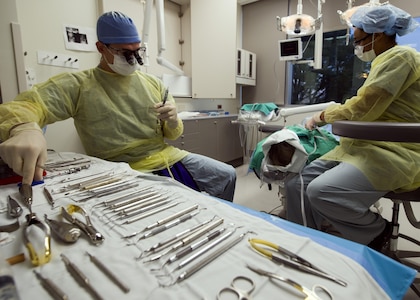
xmin=248 ymin=239 xmax=347 ymax=287
xmin=217 ymin=276 xmax=255 ymax=300
xmin=247 ymin=265 xmax=333 ymax=300
xmin=20 ymin=184 xmax=52 ymax=266
xmin=23 ymin=213 xmax=52 ymax=266
xmin=61 ymin=205 xmax=104 ymax=245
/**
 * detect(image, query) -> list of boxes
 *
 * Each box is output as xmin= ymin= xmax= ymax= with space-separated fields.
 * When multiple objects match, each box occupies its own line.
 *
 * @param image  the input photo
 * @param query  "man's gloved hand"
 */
xmin=305 ymin=111 xmax=326 ymax=130
xmin=155 ymin=102 xmax=179 ymax=129
xmin=0 ymin=122 xmax=47 ymax=185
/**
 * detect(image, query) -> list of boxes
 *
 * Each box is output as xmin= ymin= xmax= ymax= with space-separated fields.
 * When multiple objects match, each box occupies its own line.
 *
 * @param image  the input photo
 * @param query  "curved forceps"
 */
xmin=217 ymin=276 xmax=255 ymax=300
xmin=247 ymin=265 xmax=333 ymax=300
xmin=61 ymin=204 xmax=105 ymax=245
xmin=248 ymin=239 xmax=347 ymax=287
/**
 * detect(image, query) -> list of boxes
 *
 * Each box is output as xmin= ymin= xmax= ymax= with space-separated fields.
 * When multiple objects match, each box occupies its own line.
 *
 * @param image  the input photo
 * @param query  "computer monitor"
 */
xmin=278 ymin=38 xmax=302 ymax=61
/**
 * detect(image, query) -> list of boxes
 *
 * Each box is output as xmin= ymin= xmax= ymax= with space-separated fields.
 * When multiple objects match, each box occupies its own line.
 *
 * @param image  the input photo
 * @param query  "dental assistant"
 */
xmin=285 ymin=4 xmax=420 ymax=250
xmin=0 ymin=11 xmax=236 ymax=201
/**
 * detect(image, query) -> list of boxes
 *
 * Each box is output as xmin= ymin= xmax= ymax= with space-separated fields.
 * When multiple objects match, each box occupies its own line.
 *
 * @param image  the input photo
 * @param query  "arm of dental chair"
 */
xmin=332 ymin=121 xmax=420 ymax=143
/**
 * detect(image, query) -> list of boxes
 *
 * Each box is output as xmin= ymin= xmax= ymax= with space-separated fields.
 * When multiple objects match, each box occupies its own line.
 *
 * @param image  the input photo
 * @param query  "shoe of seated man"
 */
xmin=368 ymin=221 xmax=392 ymax=252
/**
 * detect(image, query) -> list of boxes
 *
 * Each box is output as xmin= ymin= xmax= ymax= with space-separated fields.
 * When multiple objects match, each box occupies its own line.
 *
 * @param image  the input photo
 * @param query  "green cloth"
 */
xmin=250 ymin=125 xmax=339 ymax=172
xmin=240 ymin=103 xmax=278 ymax=116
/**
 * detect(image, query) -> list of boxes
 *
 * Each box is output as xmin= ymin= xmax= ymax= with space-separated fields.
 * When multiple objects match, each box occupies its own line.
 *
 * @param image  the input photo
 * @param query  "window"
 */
xmin=288 ymin=29 xmax=370 ymax=105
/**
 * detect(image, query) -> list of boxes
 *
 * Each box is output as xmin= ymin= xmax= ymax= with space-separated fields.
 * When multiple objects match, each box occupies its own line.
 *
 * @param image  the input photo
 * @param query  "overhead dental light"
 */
xmin=277 ymin=0 xmax=322 ymax=36
xmin=276 ymin=0 xmax=325 ymax=69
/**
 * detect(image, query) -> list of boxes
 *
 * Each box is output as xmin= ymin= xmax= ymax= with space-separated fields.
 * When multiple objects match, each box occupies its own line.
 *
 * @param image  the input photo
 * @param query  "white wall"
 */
xmin=0 ymin=2 xmax=19 ymax=102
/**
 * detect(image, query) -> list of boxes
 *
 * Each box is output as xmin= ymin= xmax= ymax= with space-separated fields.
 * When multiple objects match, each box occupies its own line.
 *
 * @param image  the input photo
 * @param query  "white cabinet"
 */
xmin=236 ymin=48 xmax=256 ymax=86
xmin=190 ymin=0 xmax=237 ymax=99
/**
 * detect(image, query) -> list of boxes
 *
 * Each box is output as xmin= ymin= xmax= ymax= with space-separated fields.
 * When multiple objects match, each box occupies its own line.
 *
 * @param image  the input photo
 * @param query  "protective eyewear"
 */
xmin=352 ymin=34 xmax=372 ymax=47
xmin=106 ymin=45 xmax=145 ymax=65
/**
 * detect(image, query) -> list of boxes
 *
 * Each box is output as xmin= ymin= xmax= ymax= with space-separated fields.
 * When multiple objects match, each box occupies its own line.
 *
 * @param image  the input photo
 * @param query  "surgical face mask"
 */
xmin=104 ymin=48 xmax=139 ymax=76
xmin=354 ymin=36 xmax=377 ymax=62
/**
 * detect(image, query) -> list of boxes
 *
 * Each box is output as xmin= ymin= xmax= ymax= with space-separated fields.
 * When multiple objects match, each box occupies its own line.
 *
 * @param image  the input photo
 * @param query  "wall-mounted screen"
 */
xmin=278 ymin=38 xmax=302 ymax=61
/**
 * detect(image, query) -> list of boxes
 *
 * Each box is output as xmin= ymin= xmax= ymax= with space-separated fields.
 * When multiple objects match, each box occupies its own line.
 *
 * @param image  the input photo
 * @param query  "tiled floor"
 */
xmin=233 ymin=164 xmax=419 ymax=300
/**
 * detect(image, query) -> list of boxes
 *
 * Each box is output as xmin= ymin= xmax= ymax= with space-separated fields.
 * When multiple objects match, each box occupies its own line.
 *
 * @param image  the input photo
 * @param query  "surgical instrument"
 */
xmin=122 ymin=201 xmax=180 ymax=224
xmin=33 ymin=269 xmax=69 ymax=300
xmin=0 ymin=219 xmax=20 ymax=233
xmin=43 ymin=157 xmax=91 ymax=171
xmin=247 ymin=265 xmax=333 ymax=300
xmin=142 ymin=204 xmax=199 ymax=231
xmin=143 ymin=217 xmax=224 ymax=262
xmin=44 ymin=214 xmax=81 ymax=243
xmin=124 ymin=209 xmax=200 ymax=240
xmin=61 ymin=205 xmax=104 ymax=245
xmin=71 ymin=181 xmax=139 ymax=202
xmin=156 ymin=227 xmax=226 ymax=270
xmin=23 ymin=213 xmax=52 ymax=266
xmin=110 ymin=195 xmax=169 ymax=215
xmin=61 ymin=253 xmax=104 ymax=300
xmin=86 ymin=252 xmax=130 ymax=294
xmin=217 ymin=276 xmax=255 ymax=300
xmin=248 ymin=239 xmax=347 ymax=287
xmin=172 ymin=231 xmax=250 ymax=285
xmin=161 ymin=88 xmax=169 ymax=107
xmin=143 ymin=217 xmax=215 ymax=253
xmin=105 ymin=190 xmax=160 ymax=210
xmin=43 ymin=187 xmax=55 ymax=207
xmin=7 ymin=195 xmax=22 ymax=218
xmin=173 ymin=227 xmax=236 ymax=271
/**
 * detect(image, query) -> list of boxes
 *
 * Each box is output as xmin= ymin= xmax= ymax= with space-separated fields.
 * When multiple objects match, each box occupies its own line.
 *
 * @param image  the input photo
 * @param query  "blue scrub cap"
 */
xmin=350 ymin=4 xmax=419 ymax=36
xmin=97 ymin=11 xmax=141 ymax=44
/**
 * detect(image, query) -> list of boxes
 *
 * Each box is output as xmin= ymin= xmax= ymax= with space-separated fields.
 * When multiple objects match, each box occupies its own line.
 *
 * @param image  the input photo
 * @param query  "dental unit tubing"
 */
xmin=279 ymin=101 xmax=335 ymax=117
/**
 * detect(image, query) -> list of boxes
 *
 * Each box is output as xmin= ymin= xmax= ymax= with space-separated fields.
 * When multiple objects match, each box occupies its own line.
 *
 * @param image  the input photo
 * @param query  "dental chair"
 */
xmin=332 ymin=120 xmax=420 ymax=296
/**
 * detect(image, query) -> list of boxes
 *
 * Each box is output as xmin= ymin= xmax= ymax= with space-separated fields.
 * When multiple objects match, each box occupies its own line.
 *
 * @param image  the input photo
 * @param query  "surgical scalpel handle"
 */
xmin=61 ymin=254 xmax=104 ymax=300
xmin=86 ymin=252 xmax=130 ymax=293
xmin=33 ymin=270 xmax=69 ymax=300
xmin=176 ymin=232 xmax=248 ymax=283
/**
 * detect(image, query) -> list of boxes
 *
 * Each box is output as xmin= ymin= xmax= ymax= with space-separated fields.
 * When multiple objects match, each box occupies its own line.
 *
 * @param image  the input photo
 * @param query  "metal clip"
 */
xmin=61 ymin=205 xmax=104 ymax=245
xmin=23 ymin=213 xmax=52 ymax=266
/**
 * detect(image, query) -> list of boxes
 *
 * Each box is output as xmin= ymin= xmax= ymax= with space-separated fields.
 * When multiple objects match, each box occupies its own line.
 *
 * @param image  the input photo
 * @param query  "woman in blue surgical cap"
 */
xmin=285 ymin=4 xmax=420 ymax=250
xmin=0 ymin=12 xmax=236 ymax=201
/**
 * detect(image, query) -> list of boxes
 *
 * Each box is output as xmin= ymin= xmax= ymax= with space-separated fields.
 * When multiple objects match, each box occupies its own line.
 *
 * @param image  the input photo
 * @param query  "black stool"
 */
xmin=332 ymin=120 xmax=420 ymax=296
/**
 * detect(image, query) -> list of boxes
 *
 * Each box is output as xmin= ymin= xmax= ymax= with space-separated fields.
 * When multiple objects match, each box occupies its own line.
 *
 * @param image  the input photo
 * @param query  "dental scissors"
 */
xmin=247 ymin=265 xmax=333 ymax=300
xmin=248 ymin=239 xmax=347 ymax=287
xmin=217 ymin=276 xmax=255 ymax=300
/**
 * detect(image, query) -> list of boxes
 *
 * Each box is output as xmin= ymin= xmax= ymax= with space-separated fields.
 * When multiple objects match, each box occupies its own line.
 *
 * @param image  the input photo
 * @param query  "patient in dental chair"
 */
xmin=250 ymin=124 xmax=339 ymax=185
